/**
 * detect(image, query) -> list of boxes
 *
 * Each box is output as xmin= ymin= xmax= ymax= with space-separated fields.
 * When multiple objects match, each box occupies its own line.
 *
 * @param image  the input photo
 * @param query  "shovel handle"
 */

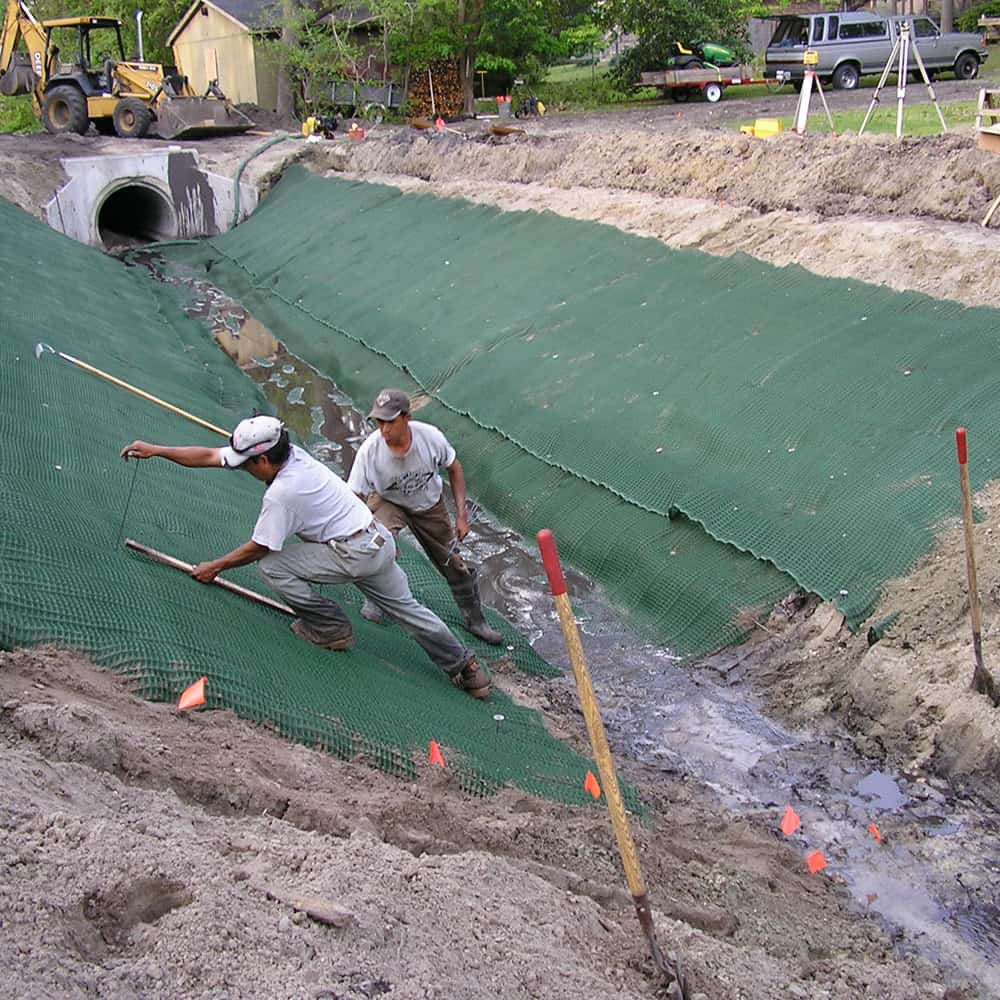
xmin=125 ymin=539 xmax=294 ymax=616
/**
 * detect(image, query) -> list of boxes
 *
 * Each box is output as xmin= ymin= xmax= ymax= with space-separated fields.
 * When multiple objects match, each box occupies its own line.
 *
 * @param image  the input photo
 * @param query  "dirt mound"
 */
xmin=0 ymin=646 xmax=967 ymax=999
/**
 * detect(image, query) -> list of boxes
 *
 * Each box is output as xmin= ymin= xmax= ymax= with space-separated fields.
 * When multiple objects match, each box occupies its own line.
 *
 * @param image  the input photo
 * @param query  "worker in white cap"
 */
xmin=120 ymin=415 xmax=491 ymax=698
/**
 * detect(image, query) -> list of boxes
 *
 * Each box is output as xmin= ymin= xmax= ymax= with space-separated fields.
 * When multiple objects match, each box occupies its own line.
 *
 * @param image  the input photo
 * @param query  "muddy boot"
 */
xmin=450 ymin=573 xmax=504 ymax=646
xmin=360 ymin=598 xmax=384 ymax=624
xmin=450 ymin=656 xmax=492 ymax=699
xmin=290 ymin=618 xmax=353 ymax=650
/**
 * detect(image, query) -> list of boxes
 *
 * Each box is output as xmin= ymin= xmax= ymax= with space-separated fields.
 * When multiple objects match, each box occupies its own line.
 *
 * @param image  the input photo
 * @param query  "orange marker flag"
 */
xmin=177 ymin=676 xmax=207 ymax=711
xmin=780 ymin=806 xmax=801 ymax=836
xmin=806 ymin=850 xmax=827 ymax=874
xmin=869 ymin=822 xmax=883 ymax=844
xmin=435 ymin=116 xmax=445 ymax=130
xmin=428 ymin=740 xmax=445 ymax=768
xmin=583 ymin=770 xmax=601 ymax=799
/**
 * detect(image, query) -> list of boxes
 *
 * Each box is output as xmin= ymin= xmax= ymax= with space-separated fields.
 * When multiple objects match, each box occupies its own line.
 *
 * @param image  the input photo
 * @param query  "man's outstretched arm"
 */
xmin=120 ymin=441 xmax=223 ymax=468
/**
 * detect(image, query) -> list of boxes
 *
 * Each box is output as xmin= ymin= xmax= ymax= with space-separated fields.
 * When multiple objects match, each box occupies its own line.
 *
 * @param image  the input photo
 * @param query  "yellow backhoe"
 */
xmin=0 ymin=0 xmax=254 ymax=138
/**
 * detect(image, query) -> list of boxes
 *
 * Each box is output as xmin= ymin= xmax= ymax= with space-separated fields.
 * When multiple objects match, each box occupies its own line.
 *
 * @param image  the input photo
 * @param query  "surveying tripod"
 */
xmin=858 ymin=20 xmax=947 ymax=137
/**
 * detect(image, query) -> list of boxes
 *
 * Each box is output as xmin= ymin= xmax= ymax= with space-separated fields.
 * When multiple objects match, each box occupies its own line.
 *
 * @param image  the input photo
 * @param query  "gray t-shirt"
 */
xmin=251 ymin=445 xmax=371 ymax=551
xmin=348 ymin=421 xmax=456 ymax=513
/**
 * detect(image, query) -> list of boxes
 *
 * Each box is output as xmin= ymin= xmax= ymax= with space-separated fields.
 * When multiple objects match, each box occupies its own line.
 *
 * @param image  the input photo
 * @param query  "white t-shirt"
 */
xmin=251 ymin=445 xmax=372 ymax=551
xmin=348 ymin=421 xmax=456 ymax=513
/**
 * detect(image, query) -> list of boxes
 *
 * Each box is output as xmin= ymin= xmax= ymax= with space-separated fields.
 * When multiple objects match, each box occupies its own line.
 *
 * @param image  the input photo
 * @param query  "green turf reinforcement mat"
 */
xmin=0 ymin=195 xmax=639 ymax=809
xmin=156 ymin=167 xmax=1000 ymax=645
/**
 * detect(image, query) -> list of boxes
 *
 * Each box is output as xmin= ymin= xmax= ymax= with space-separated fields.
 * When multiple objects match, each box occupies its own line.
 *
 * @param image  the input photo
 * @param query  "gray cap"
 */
xmin=368 ymin=388 xmax=411 ymax=422
xmin=220 ymin=415 xmax=284 ymax=468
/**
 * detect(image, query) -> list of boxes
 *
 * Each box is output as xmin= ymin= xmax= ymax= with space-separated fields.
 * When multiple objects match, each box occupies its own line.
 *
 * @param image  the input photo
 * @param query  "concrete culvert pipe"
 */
xmin=96 ymin=182 xmax=178 ymax=249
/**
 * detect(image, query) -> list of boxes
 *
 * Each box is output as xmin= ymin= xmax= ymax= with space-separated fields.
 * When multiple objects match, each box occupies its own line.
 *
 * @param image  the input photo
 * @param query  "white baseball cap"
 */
xmin=220 ymin=416 xmax=284 ymax=468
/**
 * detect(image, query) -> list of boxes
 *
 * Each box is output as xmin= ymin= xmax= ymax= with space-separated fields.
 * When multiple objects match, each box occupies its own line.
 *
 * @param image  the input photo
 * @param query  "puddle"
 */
xmin=134 ymin=252 xmax=1000 ymax=997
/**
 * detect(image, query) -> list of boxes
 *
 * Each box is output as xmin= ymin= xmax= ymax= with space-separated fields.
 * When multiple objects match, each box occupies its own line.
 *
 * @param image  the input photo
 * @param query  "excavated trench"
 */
xmin=129 ymin=248 xmax=1000 ymax=994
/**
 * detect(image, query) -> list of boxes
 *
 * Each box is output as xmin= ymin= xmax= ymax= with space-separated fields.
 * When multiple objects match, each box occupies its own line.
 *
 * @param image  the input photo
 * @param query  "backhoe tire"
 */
xmin=113 ymin=99 xmax=153 ymax=139
xmin=41 ymin=86 xmax=89 ymax=135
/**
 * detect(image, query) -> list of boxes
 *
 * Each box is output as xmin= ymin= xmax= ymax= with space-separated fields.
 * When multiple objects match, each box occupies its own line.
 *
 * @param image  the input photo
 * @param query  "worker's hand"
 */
xmin=120 ymin=440 xmax=157 ymax=461
xmin=190 ymin=560 xmax=221 ymax=584
xmin=454 ymin=511 xmax=470 ymax=541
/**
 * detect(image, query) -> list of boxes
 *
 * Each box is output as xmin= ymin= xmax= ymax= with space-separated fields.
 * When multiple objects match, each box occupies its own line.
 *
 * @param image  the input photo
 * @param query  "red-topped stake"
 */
xmin=536 ymin=528 xmax=567 ymax=596
xmin=535 ymin=528 xmax=688 ymax=999
xmin=955 ymin=429 xmax=999 ymax=704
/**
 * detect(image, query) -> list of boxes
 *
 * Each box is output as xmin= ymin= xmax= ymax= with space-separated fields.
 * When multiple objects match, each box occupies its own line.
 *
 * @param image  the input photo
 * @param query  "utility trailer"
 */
xmin=638 ymin=66 xmax=784 ymax=103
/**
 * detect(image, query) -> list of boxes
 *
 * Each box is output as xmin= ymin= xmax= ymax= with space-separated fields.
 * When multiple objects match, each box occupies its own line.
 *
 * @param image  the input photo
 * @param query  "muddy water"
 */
xmin=139 ymin=254 xmax=1000 ymax=996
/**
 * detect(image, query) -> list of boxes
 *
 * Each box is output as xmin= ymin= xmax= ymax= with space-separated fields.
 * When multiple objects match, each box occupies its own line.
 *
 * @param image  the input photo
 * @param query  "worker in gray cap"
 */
xmin=347 ymin=389 xmax=503 ymax=645
xmin=120 ymin=415 xmax=491 ymax=698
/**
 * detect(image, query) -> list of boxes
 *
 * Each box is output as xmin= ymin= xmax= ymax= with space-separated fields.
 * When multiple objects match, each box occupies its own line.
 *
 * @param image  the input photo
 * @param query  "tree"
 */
xmin=598 ymin=0 xmax=760 ymax=83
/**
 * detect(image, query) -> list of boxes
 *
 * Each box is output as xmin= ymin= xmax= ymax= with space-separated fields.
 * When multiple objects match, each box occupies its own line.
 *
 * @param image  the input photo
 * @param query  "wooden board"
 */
xmin=977 ymin=127 xmax=1000 ymax=155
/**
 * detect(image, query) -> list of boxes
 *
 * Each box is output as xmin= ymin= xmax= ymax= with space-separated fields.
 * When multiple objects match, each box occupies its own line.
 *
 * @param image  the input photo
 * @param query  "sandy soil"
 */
xmin=2 ymin=88 xmax=1000 ymax=998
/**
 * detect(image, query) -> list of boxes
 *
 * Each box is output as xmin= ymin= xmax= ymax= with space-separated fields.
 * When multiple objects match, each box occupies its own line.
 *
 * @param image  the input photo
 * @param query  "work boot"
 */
xmin=291 ymin=618 xmax=353 ymax=650
xmin=451 ymin=573 xmax=504 ymax=646
xmin=451 ymin=657 xmax=491 ymax=699
xmin=462 ymin=612 xmax=504 ymax=646
xmin=360 ymin=598 xmax=384 ymax=624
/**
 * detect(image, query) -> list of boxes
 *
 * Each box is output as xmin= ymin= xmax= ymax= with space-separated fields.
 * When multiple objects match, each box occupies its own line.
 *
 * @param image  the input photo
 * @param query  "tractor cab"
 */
xmin=44 ymin=17 xmax=125 ymax=95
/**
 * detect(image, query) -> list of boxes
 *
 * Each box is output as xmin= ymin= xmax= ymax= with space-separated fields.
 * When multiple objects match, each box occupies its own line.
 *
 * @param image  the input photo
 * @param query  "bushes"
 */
xmin=536 ymin=72 xmax=640 ymax=110
xmin=957 ymin=1 xmax=1000 ymax=33
xmin=0 ymin=95 xmax=41 ymax=134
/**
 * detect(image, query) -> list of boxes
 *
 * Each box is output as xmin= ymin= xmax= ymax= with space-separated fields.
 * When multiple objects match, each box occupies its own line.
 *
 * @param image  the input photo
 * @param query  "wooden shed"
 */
xmin=167 ymin=0 xmax=281 ymax=110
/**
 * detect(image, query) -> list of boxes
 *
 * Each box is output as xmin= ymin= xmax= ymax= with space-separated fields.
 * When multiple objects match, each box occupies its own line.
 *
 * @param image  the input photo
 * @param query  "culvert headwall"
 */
xmin=45 ymin=147 xmax=258 ymax=250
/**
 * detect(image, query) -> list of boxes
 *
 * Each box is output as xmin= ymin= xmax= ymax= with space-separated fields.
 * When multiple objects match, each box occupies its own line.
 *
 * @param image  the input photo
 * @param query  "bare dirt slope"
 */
xmin=0 ymin=646 xmax=968 ymax=999
xmin=2 ymin=96 xmax=1000 ymax=999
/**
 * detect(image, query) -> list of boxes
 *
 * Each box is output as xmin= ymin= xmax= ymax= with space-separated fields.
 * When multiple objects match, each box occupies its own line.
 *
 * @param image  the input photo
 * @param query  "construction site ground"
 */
xmin=2 ymin=80 xmax=1000 ymax=999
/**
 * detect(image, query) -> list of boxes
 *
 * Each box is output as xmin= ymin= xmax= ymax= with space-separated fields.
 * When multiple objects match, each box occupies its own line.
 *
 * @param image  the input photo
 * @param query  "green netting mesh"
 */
xmin=0 ymin=194 xmax=639 ymax=809
xmin=157 ymin=167 xmax=1000 ymax=648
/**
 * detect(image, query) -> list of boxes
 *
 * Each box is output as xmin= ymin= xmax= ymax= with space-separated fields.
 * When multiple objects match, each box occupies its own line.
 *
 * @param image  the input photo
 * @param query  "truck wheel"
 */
xmin=113 ymin=98 xmax=152 ymax=138
xmin=953 ymin=53 xmax=979 ymax=81
xmin=832 ymin=63 xmax=860 ymax=90
xmin=704 ymin=82 xmax=723 ymax=103
xmin=41 ymin=85 xmax=89 ymax=135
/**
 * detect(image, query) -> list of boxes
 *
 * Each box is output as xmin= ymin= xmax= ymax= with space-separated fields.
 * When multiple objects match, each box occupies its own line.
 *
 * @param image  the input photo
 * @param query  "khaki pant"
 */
xmin=366 ymin=495 xmax=472 ymax=587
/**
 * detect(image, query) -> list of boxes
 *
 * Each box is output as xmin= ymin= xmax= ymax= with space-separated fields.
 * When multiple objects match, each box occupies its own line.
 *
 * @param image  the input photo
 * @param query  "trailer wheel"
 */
xmin=41 ymin=85 xmax=89 ymax=135
xmin=113 ymin=98 xmax=152 ymax=138
xmin=363 ymin=102 xmax=385 ymax=125
xmin=704 ymin=82 xmax=723 ymax=103
xmin=672 ymin=88 xmax=690 ymax=103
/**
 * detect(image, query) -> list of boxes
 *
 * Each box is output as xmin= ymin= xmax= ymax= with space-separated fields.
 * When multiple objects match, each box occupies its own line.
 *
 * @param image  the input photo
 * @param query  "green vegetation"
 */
xmin=0 ymin=95 xmax=40 ymax=133
xmin=957 ymin=1 xmax=1000 ymax=33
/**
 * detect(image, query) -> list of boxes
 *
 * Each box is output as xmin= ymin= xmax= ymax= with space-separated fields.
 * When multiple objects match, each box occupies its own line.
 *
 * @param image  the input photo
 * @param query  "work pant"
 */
xmin=367 ymin=495 xmax=480 ymax=610
xmin=258 ymin=521 xmax=471 ymax=675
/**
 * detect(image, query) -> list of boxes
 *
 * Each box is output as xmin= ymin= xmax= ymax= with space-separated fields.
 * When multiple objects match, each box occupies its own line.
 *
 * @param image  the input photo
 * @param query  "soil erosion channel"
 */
xmin=139 ymin=251 xmax=1000 ymax=995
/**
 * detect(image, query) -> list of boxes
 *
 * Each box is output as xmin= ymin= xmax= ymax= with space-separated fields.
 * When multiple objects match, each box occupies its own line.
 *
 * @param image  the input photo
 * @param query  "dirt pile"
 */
xmin=0 ymin=646 xmax=969 ymax=999
xmin=298 ymin=122 xmax=1000 ymax=308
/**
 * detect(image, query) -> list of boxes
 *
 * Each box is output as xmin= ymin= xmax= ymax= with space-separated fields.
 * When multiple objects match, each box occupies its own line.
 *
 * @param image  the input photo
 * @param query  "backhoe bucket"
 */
xmin=154 ymin=96 xmax=255 ymax=140
xmin=0 ymin=58 xmax=38 ymax=97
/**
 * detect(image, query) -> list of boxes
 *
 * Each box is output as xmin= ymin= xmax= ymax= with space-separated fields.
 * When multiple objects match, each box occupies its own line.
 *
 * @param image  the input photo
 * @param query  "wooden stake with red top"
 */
xmin=955 ymin=428 xmax=999 ymax=705
xmin=536 ymin=528 xmax=689 ymax=998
